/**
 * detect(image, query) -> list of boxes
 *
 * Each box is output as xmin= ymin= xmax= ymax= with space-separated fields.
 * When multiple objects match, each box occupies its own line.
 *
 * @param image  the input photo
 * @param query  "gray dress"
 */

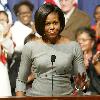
xmin=16 ymin=41 xmax=86 ymax=96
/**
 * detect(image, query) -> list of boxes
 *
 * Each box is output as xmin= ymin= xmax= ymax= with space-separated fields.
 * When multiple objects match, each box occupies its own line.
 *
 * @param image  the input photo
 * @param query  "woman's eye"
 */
xmin=45 ymin=23 xmax=50 ymax=26
xmin=53 ymin=22 xmax=58 ymax=25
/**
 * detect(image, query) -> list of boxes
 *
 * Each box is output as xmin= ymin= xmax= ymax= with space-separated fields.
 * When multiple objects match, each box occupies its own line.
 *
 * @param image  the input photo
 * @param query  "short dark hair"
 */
xmin=34 ymin=3 xmax=65 ymax=36
xmin=13 ymin=0 xmax=34 ymax=16
xmin=75 ymin=27 xmax=96 ymax=41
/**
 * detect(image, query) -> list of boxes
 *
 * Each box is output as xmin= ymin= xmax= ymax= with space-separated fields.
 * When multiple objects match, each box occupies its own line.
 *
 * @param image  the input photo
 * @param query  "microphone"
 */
xmin=51 ymin=55 xmax=56 ymax=96
xmin=51 ymin=55 xmax=56 ymax=65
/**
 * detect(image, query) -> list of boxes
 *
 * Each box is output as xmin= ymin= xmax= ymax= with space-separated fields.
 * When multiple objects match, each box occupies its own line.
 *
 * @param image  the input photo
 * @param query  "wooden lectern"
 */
xmin=0 ymin=96 xmax=100 ymax=100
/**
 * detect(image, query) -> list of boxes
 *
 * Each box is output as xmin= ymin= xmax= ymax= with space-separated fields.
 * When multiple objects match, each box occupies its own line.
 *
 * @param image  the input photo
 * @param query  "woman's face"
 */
xmin=0 ymin=21 xmax=10 ymax=37
xmin=17 ymin=5 xmax=32 ymax=26
xmin=94 ymin=6 xmax=100 ymax=22
xmin=44 ymin=12 xmax=60 ymax=41
xmin=76 ymin=32 xmax=94 ymax=52
xmin=0 ymin=12 xmax=8 ymax=23
xmin=0 ymin=12 xmax=9 ymax=35
xmin=0 ymin=13 xmax=10 ymax=37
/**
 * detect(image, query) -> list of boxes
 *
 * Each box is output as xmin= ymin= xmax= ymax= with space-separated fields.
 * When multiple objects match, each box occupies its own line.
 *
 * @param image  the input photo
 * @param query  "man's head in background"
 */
xmin=59 ymin=0 xmax=76 ymax=13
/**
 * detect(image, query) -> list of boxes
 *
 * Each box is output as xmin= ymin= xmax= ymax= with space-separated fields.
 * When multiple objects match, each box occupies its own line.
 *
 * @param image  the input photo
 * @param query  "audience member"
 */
xmin=7 ymin=0 xmax=39 ymax=22
xmin=0 ymin=11 xmax=14 ymax=62
xmin=0 ymin=11 xmax=13 ymax=96
xmin=75 ymin=27 xmax=100 ymax=95
xmin=16 ymin=3 xmax=88 ymax=96
xmin=0 ymin=0 xmax=13 ymax=25
xmin=92 ymin=4 xmax=100 ymax=51
xmin=58 ymin=0 xmax=91 ymax=40
xmin=10 ymin=0 xmax=40 ymax=52
xmin=8 ymin=1 xmax=40 ymax=96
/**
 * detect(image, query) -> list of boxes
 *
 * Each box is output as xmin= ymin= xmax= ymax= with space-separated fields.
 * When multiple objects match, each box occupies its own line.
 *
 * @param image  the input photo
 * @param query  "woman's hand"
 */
xmin=92 ymin=51 xmax=100 ymax=64
xmin=16 ymin=91 xmax=25 ymax=96
xmin=73 ymin=72 xmax=88 ymax=92
xmin=92 ymin=51 xmax=100 ymax=75
xmin=83 ymin=51 xmax=92 ymax=69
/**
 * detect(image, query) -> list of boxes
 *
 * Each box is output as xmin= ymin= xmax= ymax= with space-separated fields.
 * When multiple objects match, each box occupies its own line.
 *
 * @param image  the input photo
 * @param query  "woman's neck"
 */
xmin=84 ymin=50 xmax=93 ymax=59
xmin=42 ymin=35 xmax=61 ymax=44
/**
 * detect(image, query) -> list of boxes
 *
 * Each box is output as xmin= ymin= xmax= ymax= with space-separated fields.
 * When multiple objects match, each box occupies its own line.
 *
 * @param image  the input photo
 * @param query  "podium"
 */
xmin=0 ymin=96 xmax=100 ymax=100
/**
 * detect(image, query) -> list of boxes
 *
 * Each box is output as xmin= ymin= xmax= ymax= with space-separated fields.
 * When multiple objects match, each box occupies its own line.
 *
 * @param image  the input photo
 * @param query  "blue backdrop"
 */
xmin=78 ymin=0 xmax=100 ymax=25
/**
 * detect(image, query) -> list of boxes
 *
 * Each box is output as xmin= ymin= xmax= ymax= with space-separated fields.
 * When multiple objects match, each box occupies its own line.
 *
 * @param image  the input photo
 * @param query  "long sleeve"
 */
xmin=15 ymin=44 xmax=32 ymax=92
xmin=72 ymin=42 xmax=86 ymax=75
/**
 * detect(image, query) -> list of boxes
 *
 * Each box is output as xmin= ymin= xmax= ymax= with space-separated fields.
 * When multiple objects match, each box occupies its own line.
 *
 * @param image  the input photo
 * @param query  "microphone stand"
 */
xmin=51 ymin=55 xmax=56 ymax=96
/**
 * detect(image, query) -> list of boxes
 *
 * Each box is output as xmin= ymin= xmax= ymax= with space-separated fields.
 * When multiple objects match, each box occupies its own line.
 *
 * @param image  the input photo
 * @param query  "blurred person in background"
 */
xmin=10 ymin=0 xmax=40 ymax=52
xmin=76 ymin=27 xmax=100 ymax=95
xmin=0 ymin=11 xmax=14 ymax=63
xmin=0 ymin=10 xmax=14 ymax=96
xmin=8 ymin=1 xmax=40 ymax=96
xmin=0 ymin=0 xmax=12 ymax=25
xmin=58 ymin=0 xmax=91 ymax=40
xmin=92 ymin=5 xmax=100 ymax=51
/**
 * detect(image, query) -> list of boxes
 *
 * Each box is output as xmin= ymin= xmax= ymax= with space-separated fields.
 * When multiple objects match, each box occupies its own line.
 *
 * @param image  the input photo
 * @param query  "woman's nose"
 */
xmin=50 ymin=24 xmax=54 ymax=30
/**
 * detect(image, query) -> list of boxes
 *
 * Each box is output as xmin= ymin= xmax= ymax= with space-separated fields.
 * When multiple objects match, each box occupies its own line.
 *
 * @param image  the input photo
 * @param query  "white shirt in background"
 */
xmin=10 ymin=21 xmax=40 ymax=52
xmin=0 ymin=62 xmax=12 ymax=96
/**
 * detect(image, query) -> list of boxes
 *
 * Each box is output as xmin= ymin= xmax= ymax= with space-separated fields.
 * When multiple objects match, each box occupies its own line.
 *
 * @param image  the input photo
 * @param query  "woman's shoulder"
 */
xmin=22 ymin=40 xmax=40 ymax=54
xmin=24 ymin=38 xmax=43 ymax=48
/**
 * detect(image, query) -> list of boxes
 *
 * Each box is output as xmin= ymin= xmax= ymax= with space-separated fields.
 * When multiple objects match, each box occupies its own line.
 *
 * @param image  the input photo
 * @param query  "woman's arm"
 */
xmin=92 ymin=51 xmax=100 ymax=75
xmin=73 ymin=42 xmax=86 ymax=75
xmin=16 ymin=44 xmax=32 ymax=96
xmin=72 ymin=42 xmax=89 ymax=92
